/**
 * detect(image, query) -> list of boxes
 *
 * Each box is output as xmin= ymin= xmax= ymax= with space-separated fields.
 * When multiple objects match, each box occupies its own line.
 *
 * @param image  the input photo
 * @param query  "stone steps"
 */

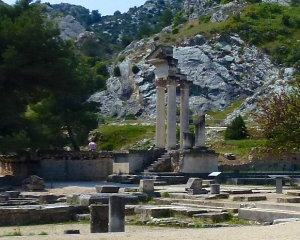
xmin=154 ymin=198 xmax=239 ymax=213
xmin=144 ymin=153 xmax=171 ymax=173
xmin=128 ymin=204 xmax=231 ymax=219
xmin=238 ymin=207 xmax=300 ymax=223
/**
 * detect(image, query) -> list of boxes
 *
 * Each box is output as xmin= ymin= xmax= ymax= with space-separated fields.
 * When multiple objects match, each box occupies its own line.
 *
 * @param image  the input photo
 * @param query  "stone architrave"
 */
xmin=90 ymin=204 xmax=109 ymax=233
xmin=109 ymin=195 xmax=125 ymax=232
xmin=167 ymin=78 xmax=177 ymax=149
xmin=180 ymin=81 xmax=190 ymax=148
xmin=155 ymin=78 xmax=166 ymax=149
xmin=194 ymin=114 xmax=206 ymax=148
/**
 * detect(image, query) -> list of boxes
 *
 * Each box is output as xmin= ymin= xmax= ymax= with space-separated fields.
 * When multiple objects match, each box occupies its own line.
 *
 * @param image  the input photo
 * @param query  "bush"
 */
xmin=224 ymin=115 xmax=249 ymax=140
xmin=132 ymin=65 xmax=140 ymax=74
xmin=113 ymin=66 xmax=121 ymax=77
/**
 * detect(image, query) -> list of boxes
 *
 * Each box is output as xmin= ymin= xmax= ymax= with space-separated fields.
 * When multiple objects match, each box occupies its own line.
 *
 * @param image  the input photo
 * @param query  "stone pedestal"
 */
xmin=210 ymin=184 xmax=220 ymax=194
xmin=109 ymin=195 xmax=125 ymax=232
xmin=139 ymin=179 xmax=154 ymax=194
xmin=186 ymin=178 xmax=203 ymax=190
xmin=90 ymin=204 xmax=109 ymax=233
xmin=276 ymin=177 xmax=284 ymax=194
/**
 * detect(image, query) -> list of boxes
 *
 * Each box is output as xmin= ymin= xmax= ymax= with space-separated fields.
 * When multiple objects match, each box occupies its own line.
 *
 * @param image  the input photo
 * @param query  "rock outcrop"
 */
xmin=90 ymin=32 xmax=293 ymax=123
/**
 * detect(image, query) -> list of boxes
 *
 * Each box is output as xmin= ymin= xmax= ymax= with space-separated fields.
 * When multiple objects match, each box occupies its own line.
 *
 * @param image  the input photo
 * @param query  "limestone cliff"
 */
xmin=89 ymin=33 xmax=294 ymax=123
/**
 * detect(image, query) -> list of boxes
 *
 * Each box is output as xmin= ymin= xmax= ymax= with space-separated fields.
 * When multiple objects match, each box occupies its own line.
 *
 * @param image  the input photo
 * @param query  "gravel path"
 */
xmin=0 ymin=222 xmax=300 ymax=240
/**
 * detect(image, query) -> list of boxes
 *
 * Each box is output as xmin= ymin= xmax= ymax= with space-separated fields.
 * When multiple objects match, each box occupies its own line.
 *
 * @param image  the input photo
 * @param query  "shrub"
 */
xmin=132 ymin=65 xmax=140 ymax=74
xmin=118 ymin=55 xmax=126 ymax=62
xmin=224 ymin=115 xmax=249 ymax=140
xmin=113 ymin=66 xmax=121 ymax=77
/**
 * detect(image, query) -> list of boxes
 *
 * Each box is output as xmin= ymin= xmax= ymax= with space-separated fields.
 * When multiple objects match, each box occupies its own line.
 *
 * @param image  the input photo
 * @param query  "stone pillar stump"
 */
xmin=109 ymin=195 xmax=125 ymax=232
xmin=90 ymin=204 xmax=109 ymax=233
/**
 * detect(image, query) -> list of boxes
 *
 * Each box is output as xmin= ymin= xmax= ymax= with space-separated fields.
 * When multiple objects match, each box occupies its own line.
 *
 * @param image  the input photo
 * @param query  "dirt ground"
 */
xmin=0 ymin=221 xmax=300 ymax=240
xmin=1 ymin=182 xmax=300 ymax=240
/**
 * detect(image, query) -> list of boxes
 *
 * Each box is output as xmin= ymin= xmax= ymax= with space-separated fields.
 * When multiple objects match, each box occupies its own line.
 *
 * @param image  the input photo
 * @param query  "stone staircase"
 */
xmin=143 ymin=153 xmax=172 ymax=173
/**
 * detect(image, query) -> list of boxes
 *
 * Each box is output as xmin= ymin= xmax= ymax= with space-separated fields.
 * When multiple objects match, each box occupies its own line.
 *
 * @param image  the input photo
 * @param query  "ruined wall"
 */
xmin=37 ymin=158 xmax=113 ymax=181
xmin=179 ymin=150 xmax=219 ymax=173
xmin=113 ymin=149 xmax=166 ymax=174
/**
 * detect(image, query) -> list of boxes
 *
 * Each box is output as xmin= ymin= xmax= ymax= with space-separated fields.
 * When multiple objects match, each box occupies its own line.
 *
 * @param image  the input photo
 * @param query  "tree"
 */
xmin=255 ymin=86 xmax=300 ymax=151
xmin=0 ymin=1 xmax=100 ymax=151
xmin=91 ymin=10 xmax=101 ymax=23
xmin=138 ymin=23 xmax=153 ymax=38
xmin=224 ymin=115 xmax=249 ymax=140
xmin=114 ymin=66 xmax=121 ymax=77
xmin=161 ymin=8 xmax=173 ymax=27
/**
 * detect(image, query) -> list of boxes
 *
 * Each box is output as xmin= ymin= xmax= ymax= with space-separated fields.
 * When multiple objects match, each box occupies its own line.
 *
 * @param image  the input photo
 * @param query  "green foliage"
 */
xmin=81 ymin=39 xmax=101 ymax=57
xmin=114 ymin=66 xmax=121 ymax=77
xmin=121 ymin=35 xmax=133 ymax=47
xmin=118 ymin=55 xmax=126 ymax=62
xmin=138 ymin=23 xmax=153 ymax=38
xmin=132 ymin=65 xmax=140 ymax=74
xmin=220 ymin=3 xmax=300 ymax=67
xmin=124 ymin=113 xmax=137 ymax=120
xmin=161 ymin=192 xmax=170 ymax=198
xmin=161 ymin=8 xmax=173 ymax=26
xmin=94 ymin=61 xmax=109 ymax=77
xmin=221 ymin=0 xmax=233 ymax=4
xmin=173 ymin=10 xmax=187 ymax=28
xmin=255 ymin=85 xmax=300 ymax=152
xmin=199 ymin=14 xmax=212 ymax=23
xmin=0 ymin=1 xmax=100 ymax=151
xmin=224 ymin=115 xmax=249 ymax=140
xmin=291 ymin=0 xmax=300 ymax=6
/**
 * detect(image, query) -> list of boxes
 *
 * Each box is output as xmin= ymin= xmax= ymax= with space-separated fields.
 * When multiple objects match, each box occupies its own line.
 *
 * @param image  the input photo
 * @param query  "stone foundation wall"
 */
xmin=0 ymin=205 xmax=88 ymax=226
xmin=179 ymin=150 xmax=219 ymax=173
xmin=37 ymin=158 xmax=113 ymax=181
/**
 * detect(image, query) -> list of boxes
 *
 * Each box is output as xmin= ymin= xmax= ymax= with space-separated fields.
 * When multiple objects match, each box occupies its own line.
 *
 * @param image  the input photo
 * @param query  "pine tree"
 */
xmin=224 ymin=115 xmax=249 ymax=140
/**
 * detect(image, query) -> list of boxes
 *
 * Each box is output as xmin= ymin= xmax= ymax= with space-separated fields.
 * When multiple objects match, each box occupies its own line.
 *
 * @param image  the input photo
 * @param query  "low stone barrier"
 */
xmin=0 ymin=204 xmax=88 ymax=226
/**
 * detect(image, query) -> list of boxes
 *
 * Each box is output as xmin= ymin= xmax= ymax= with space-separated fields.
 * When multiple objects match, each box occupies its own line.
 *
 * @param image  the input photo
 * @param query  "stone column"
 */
xmin=180 ymin=81 xmax=190 ymax=148
xmin=109 ymin=195 xmax=125 ymax=232
xmin=167 ymin=78 xmax=177 ymax=149
xmin=155 ymin=78 xmax=166 ymax=149
xmin=275 ymin=177 xmax=284 ymax=194
xmin=90 ymin=204 xmax=109 ymax=233
xmin=194 ymin=114 xmax=206 ymax=148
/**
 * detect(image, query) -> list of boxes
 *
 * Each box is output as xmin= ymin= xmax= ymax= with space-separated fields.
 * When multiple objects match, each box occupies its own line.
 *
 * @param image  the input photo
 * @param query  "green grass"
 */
xmin=206 ymin=100 xmax=245 ymax=126
xmin=95 ymin=124 xmax=155 ymax=150
xmin=209 ymin=139 xmax=266 ymax=156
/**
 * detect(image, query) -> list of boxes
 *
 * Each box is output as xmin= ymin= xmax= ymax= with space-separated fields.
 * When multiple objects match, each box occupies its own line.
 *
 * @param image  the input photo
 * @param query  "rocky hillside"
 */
xmin=89 ymin=32 xmax=293 ymax=123
xmin=47 ymin=0 xmax=184 ymax=59
xmin=50 ymin=0 xmax=298 ymax=126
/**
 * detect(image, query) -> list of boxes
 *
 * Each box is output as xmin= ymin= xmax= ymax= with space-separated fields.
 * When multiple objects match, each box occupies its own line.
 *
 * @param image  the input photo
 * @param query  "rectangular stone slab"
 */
xmin=95 ymin=185 xmax=120 ymax=193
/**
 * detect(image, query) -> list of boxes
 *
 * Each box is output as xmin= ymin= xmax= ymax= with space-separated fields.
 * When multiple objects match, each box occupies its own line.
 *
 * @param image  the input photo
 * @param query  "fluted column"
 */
xmin=167 ymin=78 xmax=177 ymax=149
xmin=155 ymin=78 xmax=166 ymax=149
xmin=180 ymin=82 xmax=190 ymax=148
